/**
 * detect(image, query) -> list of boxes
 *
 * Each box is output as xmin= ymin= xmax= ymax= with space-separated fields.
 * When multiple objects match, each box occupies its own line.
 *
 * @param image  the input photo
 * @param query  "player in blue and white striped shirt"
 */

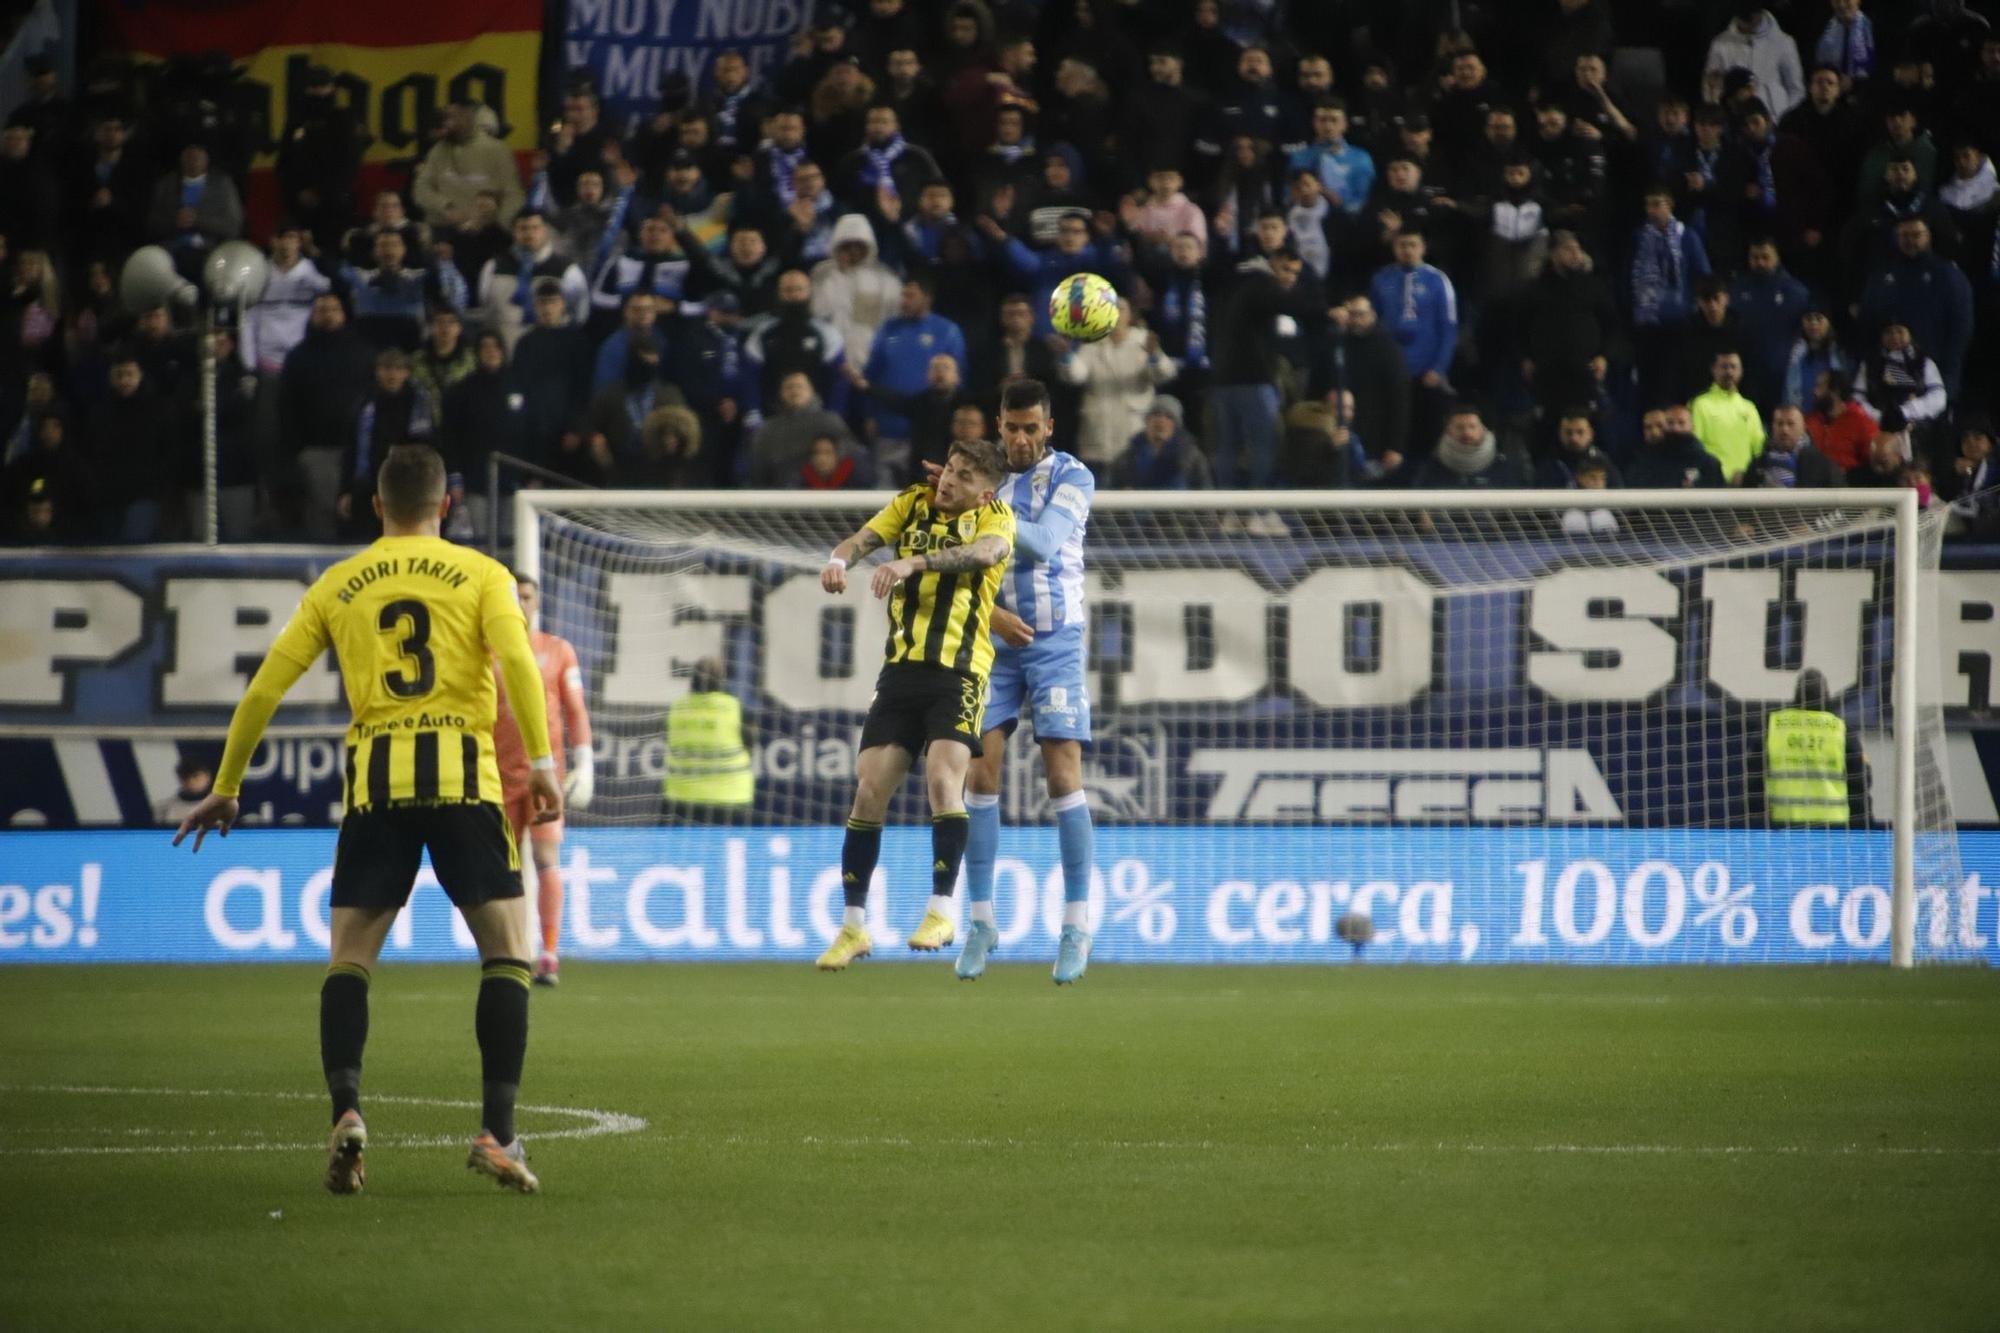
xmin=956 ymin=379 xmax=1098 ymax=985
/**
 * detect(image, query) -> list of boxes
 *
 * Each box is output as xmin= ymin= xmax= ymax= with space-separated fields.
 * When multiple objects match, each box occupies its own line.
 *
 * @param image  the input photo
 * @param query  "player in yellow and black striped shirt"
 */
xmin=174 ymin=445 xmax=554 ymax=1196
xmin=813 ymin=438 xmax=1015 ymax=970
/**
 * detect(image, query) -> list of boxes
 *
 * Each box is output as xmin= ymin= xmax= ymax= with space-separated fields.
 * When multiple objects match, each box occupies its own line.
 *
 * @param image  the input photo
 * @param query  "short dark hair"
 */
xmin=514 ymin=570 xmax=538 ymax=590
xmin=377 ymin=445 xmax=447 ymax=524
xmin=1000 ymin=378 xmax=1051 ymax=417
xmin=513 ymin=207 xmax=548 ymax=224
xmin=1446 ymin=400 xmax=1484 ymax=421
xmin=948 ymin=437 xmax=1007 ymax=482
xmin=1559 ymin=406 xmax=1595 ymax=425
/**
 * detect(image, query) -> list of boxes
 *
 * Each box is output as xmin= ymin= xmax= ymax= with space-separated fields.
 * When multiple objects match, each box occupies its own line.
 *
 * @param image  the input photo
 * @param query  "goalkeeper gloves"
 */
xmin=564 ymin=747 xmax=595 ymax=810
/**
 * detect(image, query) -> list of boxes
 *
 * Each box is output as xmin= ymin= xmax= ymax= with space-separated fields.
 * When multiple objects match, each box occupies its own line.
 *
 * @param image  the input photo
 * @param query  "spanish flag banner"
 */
xmin=104 ymin=0 xmax=541 ymax=230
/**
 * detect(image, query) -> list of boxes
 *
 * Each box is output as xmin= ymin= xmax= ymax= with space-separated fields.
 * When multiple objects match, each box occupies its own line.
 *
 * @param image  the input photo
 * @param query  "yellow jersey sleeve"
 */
xmin=212 ymin=576 xmax=336 ymax=798
xmin=267 ymin=582 xmax=333 ymax=670
xmin=864 ymin=486 xmax=925 ymax=547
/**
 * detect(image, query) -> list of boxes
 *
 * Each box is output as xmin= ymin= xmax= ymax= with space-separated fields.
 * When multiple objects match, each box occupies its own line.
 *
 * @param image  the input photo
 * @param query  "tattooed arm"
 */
xmin=869 ymin=534 xmax=1010 ymax=599
xmin=916 ymin=535 xmax=1010 ymax=573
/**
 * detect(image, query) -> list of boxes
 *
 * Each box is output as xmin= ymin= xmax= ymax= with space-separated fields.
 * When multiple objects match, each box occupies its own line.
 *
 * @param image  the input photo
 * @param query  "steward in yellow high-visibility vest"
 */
xmin=1762 ymin=669 xmax=1868 ymax=826
xmin=662 ymin=658 xmax=754 ymax=819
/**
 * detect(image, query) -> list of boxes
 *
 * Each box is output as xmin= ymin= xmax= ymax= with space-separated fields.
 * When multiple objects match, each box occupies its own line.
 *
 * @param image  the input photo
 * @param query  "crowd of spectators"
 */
xmin=6 ymin=0 xmax=2000 ymax=547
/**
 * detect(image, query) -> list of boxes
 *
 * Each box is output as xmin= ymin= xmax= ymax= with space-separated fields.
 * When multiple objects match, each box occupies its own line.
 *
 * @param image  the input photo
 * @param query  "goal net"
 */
xmin=517 ymin=488 xmax=1969 ymax=966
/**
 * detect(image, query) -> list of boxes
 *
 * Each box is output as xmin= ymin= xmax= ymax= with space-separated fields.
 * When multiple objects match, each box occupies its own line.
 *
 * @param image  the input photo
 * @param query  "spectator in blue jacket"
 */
xmin=858 ymin=272 xmax=966 ymax=477
xmin=1630 ymin=184 xmax=1713 ymax=406
xmin=981 ymin=208 xmax=1130 ymax=337
xmin=1857 ymin=216 xmax=1975 ymax=395
xmin=1729 ymin=238 xmax=1811 ymax=413
xmin=1784 ymin=304 xmax=1850 ymax=408
xmin=1287 ymin=99 xmax=1375 ymax=216
xmin=591 ymin=290 xmax=672 ymax=393
xmin=340 ymin=229 xmax=468 ymax=353
xmin=1369 ymin=230 xmax=1459 ymax=450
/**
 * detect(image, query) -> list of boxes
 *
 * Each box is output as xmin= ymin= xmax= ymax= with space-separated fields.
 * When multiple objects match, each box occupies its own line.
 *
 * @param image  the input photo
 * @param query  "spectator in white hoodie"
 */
xmin=811 ymin=214 xmax=903 ymax=376
xmin=241 ymin=221 xmax=331 ymax=375
xmin=1060 ymin=298 xmax=1177 ymax=469
xmin=1705 ymin=5 xmax=1807 ymax=120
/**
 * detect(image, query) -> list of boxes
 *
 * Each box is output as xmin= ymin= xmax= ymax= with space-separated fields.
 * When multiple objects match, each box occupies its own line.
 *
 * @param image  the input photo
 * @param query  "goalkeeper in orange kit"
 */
xmin=492 ymin=573 xmax=594 ymax=986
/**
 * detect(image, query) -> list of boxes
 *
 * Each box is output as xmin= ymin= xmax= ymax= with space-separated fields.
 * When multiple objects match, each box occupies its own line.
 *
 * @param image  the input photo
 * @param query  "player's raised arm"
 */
xmin=175 ymin=593 xmax=329 ymax=852
xmin=822 ymin=488 xmax=915 ymax=593
xmin=484 ymin=567 xmax=563 ymax=824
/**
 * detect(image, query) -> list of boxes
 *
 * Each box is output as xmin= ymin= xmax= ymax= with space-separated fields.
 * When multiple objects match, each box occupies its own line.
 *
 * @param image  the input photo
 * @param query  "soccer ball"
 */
xmin=1050 ymin=272 xmax=1120 ymax=342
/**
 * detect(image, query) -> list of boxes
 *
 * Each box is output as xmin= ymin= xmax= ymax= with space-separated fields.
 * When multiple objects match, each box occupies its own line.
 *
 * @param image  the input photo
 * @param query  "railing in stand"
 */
xmin=484 ymin=452 xmax=600 ymax=558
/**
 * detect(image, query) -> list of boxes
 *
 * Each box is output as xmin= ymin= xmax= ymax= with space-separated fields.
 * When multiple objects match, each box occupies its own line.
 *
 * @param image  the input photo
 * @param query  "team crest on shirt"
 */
xmin=1031 ymin=472 xmax=1048 ymax=500
xmin=958 ymin=513 xmax=977 ymax=539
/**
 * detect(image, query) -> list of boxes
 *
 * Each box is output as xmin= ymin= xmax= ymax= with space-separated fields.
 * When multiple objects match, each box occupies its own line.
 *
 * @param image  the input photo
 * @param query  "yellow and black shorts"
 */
xmin=330 ymin=802 xmax=522 ymax=912
xmin=859 ymin=664 xmax=987 ymax=759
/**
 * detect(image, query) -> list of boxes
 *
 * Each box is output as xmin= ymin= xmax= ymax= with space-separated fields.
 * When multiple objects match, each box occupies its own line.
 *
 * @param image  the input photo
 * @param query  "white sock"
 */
xmin=970 ymin=901 xmax=995 ymax=926
xmin=1063 ymin=901 xmax=1089 ymax=929
xmin=926 ymin=893 xmax=954 ymax=917
xmin=843 ymin=906 xmax=866 ymax=929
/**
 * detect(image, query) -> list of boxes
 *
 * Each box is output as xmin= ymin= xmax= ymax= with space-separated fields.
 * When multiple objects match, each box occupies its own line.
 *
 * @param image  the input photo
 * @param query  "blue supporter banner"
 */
xmin=4 ymin=828 xmax=1997 ymax=965
xmin=562 ymin=0 xmax=817 ymax=130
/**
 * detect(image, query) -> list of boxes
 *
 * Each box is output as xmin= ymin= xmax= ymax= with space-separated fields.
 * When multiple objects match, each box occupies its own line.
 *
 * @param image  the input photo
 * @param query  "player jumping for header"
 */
xmin=949 ymin=379 xmax=1098 ymax=984
xmin=814 ymin=437 xmax=1015 ymax=970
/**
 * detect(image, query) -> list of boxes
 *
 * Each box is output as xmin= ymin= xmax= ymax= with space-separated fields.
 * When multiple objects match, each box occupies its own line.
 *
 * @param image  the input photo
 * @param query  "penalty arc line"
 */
xmin=0 ymin=1084 xmax=647 ymax=1158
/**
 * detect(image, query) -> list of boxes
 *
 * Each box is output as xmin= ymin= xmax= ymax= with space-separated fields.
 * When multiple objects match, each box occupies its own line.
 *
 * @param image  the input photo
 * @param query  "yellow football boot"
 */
xmin=816 ymin=925 xmax=874 ymax=970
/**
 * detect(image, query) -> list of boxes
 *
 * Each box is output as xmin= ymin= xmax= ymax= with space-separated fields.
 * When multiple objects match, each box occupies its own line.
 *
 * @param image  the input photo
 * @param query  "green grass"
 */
xmin=3 ymin=963 xmax=1998 ymax=1332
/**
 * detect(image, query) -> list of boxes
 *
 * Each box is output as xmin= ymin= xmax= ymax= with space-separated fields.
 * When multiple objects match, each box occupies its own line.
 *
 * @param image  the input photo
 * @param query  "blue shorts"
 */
xmin=982 ymin=623 xmax=1091 ymax=743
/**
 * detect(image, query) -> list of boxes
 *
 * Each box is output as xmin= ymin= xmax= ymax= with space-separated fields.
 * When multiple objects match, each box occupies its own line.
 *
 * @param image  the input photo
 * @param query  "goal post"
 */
xmin=516 ymin=486 xmax=1962 ymax=967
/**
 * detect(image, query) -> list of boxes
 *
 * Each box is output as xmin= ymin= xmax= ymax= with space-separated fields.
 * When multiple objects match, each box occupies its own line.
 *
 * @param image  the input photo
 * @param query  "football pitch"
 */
xmin=4 ymin=963 xmax=1997 ymax=1331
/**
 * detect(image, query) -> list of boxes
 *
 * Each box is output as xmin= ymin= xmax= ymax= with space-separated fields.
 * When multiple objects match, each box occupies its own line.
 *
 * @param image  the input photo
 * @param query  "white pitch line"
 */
xmin=0 ymin=1084 xmax=646 ymax=1157
xmin=8 ymin=1087 xmax=1993 ymax=1161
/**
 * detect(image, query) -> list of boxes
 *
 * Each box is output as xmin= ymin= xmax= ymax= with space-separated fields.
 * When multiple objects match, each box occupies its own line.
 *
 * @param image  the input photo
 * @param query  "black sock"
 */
xmin=931 ymin=811 xmax=969 ymax=897
xmin=841 ymin=819 xmax=883 ymax=909
xmin=476 ymin=959 xmax=532 ymax=1144
xmin=320 ymin=964 xmax=370 ymax=1124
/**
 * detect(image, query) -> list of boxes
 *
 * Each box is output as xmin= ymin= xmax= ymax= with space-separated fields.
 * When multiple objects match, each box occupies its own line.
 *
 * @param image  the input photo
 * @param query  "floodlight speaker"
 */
xmin=119 ymin=245 xmax=198 ymax=312
xmin=203 ymin=240 xmax=271 ymax=306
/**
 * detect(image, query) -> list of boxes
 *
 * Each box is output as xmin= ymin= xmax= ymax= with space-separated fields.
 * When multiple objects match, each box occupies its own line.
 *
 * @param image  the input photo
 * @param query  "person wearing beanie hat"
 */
xmin=1108 ymin=394 xmax=1212 ymax=490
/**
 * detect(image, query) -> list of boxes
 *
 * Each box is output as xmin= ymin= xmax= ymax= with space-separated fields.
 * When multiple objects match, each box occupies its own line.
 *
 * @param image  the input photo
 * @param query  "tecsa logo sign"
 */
xmin=1188 ymin=748 xmax=1621 ymax=823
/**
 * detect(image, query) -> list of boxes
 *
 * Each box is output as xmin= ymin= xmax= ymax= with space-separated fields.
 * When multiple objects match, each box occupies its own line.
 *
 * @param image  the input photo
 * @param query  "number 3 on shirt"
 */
xmin=378 ymin=598 xmax=436 ymax=698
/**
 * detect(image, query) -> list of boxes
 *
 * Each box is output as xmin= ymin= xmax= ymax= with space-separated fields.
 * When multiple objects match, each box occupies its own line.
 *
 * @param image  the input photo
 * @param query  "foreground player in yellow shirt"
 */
xmin=174 ymin=445 xmax=560 ymax=1195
